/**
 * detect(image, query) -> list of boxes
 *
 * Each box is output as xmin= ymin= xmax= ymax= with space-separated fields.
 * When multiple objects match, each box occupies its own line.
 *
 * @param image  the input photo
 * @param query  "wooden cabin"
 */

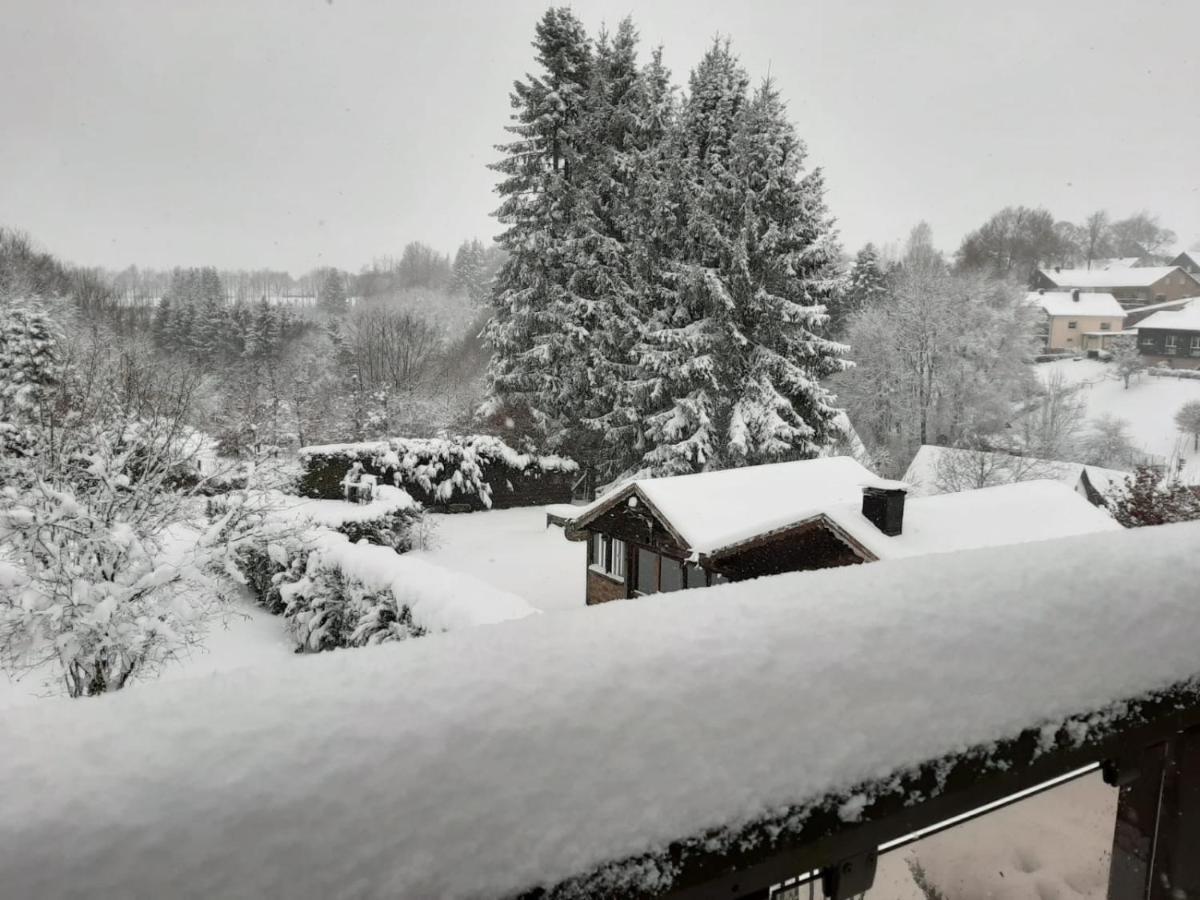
xmin=560 ymin=457 xmax=1119 ymax=606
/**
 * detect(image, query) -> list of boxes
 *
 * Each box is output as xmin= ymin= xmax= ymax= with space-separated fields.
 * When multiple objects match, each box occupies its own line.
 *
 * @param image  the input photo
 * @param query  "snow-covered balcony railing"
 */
xmin=2 ymin=523 xmax=1200 ymax=899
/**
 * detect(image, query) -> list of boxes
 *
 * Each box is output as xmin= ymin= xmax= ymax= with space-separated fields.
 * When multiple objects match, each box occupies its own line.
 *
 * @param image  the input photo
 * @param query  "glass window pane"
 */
xmin=612 ymin=540 xmax=625 ymax=579
xmin=636 ymin=547 xmax=657 ymax=594
xmin=660 ymin=558 xmax=683 ymax=592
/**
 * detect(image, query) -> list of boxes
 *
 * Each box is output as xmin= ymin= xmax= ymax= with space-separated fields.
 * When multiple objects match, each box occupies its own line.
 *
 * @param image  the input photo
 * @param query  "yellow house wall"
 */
xmin=1047 ymin=314 xmax=1125 ymax=351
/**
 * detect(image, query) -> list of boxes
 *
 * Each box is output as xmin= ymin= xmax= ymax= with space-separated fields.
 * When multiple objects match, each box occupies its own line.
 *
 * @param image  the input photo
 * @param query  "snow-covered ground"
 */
xmin=1040 ymin=357 xmax=1200 ymax=481
xmin=410 ymin=507 xmax=587 ymax=612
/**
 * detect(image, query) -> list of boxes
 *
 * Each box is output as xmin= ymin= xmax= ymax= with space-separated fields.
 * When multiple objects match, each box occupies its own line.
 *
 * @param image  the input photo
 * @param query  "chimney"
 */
xmin=1072 ymin=289 xmax=1081 ymax=303
xmin=862 ymin=484 xmax=907 ymax=537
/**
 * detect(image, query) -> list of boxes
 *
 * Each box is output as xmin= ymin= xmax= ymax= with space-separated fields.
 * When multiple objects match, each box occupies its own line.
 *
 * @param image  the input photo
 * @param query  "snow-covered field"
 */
xmin=1041 ymin=357 xmax=1200 ymax=481
xmin=411 ymin=507 xmax=587 ymax=612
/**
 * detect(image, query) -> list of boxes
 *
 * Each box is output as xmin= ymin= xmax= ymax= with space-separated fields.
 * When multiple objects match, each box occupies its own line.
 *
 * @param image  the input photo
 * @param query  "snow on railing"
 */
xmin=1 ymin=522 xmax=1199 ymax=898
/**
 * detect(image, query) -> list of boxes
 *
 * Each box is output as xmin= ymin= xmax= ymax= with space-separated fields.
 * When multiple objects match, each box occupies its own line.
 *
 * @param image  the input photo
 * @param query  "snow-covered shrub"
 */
xmin=0 ymin=307 xmax=282 ymax=697
xmin=280 ymin=563 xmax=427 ymax=652
xmin=298 ymin=434 xmax=578 ymax=509
xmin=1150 ymin=367 xmax=1200 ymax=380
xmin=1105 ymin=465 xmax=1200 ymax=528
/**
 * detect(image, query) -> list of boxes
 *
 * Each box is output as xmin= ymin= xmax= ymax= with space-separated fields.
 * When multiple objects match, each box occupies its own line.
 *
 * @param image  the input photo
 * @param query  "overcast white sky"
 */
xmin=2 ymin=0 xmax=1197 ymax=272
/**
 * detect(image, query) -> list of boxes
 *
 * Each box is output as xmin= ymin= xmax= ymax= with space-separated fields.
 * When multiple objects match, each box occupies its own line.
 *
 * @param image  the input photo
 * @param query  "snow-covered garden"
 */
xmin=1040 ymin=357 xmax=1200 ymax=481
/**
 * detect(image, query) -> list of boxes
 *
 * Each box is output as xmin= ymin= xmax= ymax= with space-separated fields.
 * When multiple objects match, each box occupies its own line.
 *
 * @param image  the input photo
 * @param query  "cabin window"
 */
xmin=1166 ymin=335 xmax=1179 ymax=351
xmin=1191 ymin=336 xmax=1200 ymax=351
xmin=1100 ymin=322 xmax=1111 ymax=331
xmin=610 ymin=539 xmax=626 ymax=579
xmin=636 ymin=547 xmax=657 ymax=594
xmin=590 ymin=534 xmax=625 ymax=581
xmin=659 ymin=558 xmax=684 ymax=592
xmin=1067 ymin=321 xmax=1077 ymax=329
xmin=685 ymin=563 xmax=707 ymax=589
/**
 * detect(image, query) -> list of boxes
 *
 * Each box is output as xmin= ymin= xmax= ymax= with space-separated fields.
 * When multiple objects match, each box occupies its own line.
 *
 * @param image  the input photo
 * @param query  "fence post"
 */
xmin=1147 ymin=728 xmax=1200 ymax=900
xmin=1107 ymin=742 xmax=1167 ymax=900
xmin=1107 ymin=729 xmax=1200 ymax=900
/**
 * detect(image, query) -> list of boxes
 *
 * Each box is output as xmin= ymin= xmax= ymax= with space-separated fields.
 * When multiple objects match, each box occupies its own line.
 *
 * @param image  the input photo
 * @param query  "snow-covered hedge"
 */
xmin=298 ymin=435 xmax=578 ymax=510
xmin=215 ymin=487 xmax=534 ymax=652
xmin=1149 ymin=366 xmax=1200 ymax=380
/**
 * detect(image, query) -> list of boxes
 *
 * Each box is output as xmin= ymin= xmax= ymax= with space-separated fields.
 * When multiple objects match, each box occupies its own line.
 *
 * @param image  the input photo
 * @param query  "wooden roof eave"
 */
xmin=565 ymin=484 xmax=694 ymax=555
xmin=699 ymin=513 xmax=881 ymax=567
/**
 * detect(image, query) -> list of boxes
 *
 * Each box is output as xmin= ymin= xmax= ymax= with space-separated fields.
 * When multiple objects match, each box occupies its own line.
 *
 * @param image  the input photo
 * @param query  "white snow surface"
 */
xmin=1038 ymin=266 xmax=1186 ymax=289
xmin=902 ymin=444 xmax=1129 ymax=499
xmin=268 ymin=485 xmax=417 ymax=526
xmin=1135 ymin=303 xmax=1200 ymax=331
xmin=2 ymin=521 xmax=1198 ymax=899
xmin=410 ymin=508 xmax=585 ymax=612
xmin=1039 ymin=357 xmax=1200 ymax=481
xmin=293 ymin=528 xmax=538 ymax=631
xmin=821 ymin=479 xmax=1119 ymax=560
xmin=1027 ymin=291 xmax=1125 ymax=318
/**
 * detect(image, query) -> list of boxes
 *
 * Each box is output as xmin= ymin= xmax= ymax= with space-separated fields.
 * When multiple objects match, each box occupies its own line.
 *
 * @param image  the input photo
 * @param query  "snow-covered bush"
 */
xmin=0 ymin=304 xmax=278 ymax=697
xmin=1105 ymin=465 xmax=1200 ymax=528
xmin=298 ymin=434 xmax=578 ymax=509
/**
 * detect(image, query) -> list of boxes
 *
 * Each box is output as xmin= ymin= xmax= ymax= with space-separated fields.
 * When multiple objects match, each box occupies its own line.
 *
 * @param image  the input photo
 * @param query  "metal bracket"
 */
xmin=819 ymin=849 xmax=878 ymax=900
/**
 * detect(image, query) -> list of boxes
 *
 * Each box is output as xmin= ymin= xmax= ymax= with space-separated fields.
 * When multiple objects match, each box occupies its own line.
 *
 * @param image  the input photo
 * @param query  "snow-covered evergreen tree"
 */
xmin=634 ymin=52 xmax=849 ymax=475
xmin=319 ymin=269 xmax=348 ymax=316
xmin=483 ymin=7 xmax=593 ymax=453
xmin=449 ymin=239 xmax=490 ymax=306
xmin=832 ymin=242 xmax=888 ymax=333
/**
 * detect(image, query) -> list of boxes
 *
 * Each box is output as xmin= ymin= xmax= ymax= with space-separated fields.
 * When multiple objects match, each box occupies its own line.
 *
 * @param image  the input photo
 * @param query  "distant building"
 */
xmin=1169 ymin=250 xmax=1200 ymax=277
xmin=1026 ymin=289 xmax=1125 ymax=352
xmin=1032 ymin=266 xmax=1200 ymax=308
xmin=1135 ymin=304 xmax=1200 ymax=369
xmin=557 ymin=457 xmax=1118 ymax=605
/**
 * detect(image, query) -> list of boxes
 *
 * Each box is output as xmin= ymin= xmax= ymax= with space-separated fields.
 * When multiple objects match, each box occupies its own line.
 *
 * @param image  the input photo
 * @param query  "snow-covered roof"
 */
xmin=818 ymin=479 xmax=1118 ymax=561
xmin=571 ymin=457 xmax=885 ymax=555
xmin=1091 ymin=257 xmax=1144 ymax=270
xmin=1027 ymin=290 xmax=1125 ymax=318
xmin=1135 ymin=304 xmax=1200 ymax=332
xmin=1038 ymin=266 xmax=1190 ymax=289
xmin=902 ymin=445 xmax=1129 ymax=499
xmin=1 ymin=522 xmax=1198 ymax=898
xmin=570 ymin=458 xmax=1116 ymax=562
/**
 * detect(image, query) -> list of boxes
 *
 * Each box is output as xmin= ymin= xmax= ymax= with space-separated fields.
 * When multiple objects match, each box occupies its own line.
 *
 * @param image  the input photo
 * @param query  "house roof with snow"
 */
xmin=902 ymin=445 xmax=1129 ymax=501
xmin=1091 ymin=257 xmax=1145 ymax=270
xmin=1038 ymin=266 xmax=1188 ymax=289
xmin=1026 ymin=290 xmax=1125 ymax=318
xmin=1135 ymin=304 xmax=1200 ymax=332
xmin=567 ymin=457 xmax=1118 ymax=563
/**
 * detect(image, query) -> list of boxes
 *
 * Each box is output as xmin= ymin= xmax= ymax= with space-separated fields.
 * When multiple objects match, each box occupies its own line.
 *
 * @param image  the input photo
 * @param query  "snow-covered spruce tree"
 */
xmin=483 ymin=7 xmax=592 ymax=453
xmin=634 ymin=48 xmax=849 ymax=475
xmin=449 ymin=239 xmax=490 ymax=307
xmin=832 ymin=243 xmax=888 ymax=333
xmin=318 ymin=269 xmax=348 ymax=316
xmin=560 ymin=19 xmax=678 ymax=481
xmin=0 ymin=302 xmax=58 ymax=454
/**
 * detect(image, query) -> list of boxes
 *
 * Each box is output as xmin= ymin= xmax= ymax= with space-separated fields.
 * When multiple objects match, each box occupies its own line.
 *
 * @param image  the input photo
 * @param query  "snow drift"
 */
xmin=1 ymin=522 xmax=1199 ymax=898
